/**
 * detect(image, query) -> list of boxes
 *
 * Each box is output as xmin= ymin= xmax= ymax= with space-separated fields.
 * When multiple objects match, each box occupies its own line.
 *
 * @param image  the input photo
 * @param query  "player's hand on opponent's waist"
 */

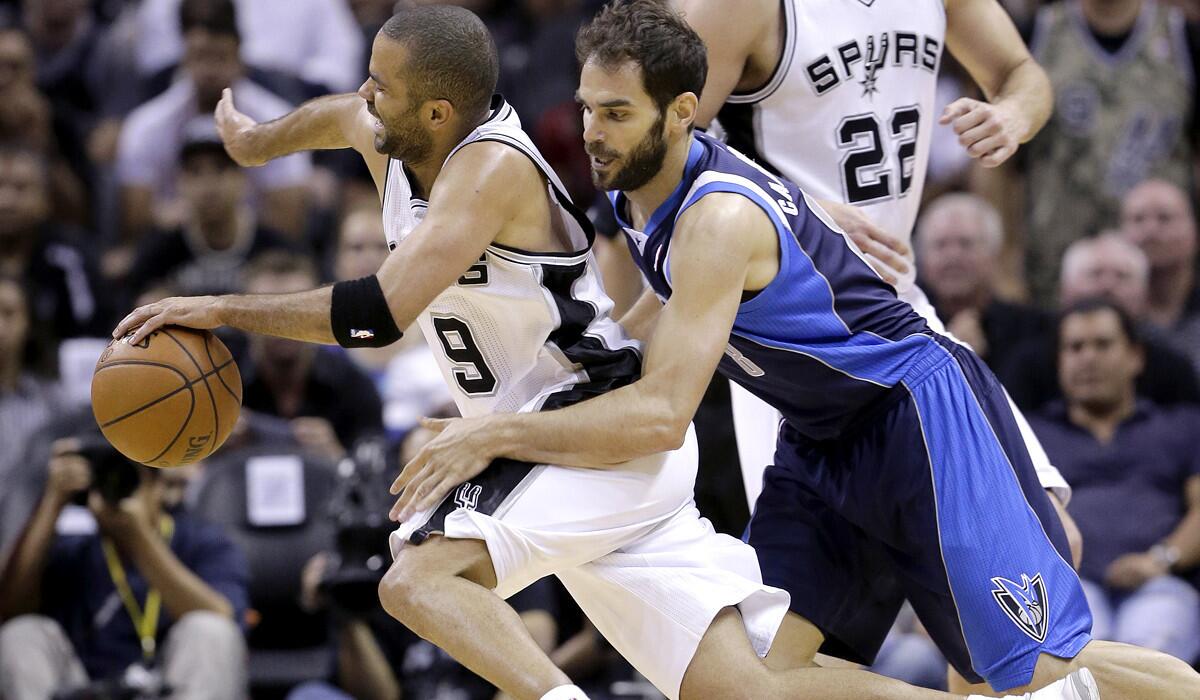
xmin=113 ymin=296 xmax=223 ymax=345
xmin=940 ymin=97 xmax=1025 ymax=169
xmin=815 ymin=199 xmax=910 ymax=288
xmin=390 ymin=416 xmax=498 ymax=523
xmin=215 ymin=88 xmax=268 ymax=167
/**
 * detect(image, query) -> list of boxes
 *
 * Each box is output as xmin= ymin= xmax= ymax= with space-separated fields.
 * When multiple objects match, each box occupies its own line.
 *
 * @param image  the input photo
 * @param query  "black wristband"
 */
xmin=330 ymin=275 xmax=403 ymax=348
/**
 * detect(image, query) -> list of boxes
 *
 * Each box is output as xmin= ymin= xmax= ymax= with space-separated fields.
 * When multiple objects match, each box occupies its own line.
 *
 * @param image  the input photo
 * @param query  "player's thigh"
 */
xmin=385 ymin=534 xmax=497 ymax=590
xmin=763 ymin=612 xmax=823 ymax=670
xmin=679 ymin=607 xmax=773 ymax=700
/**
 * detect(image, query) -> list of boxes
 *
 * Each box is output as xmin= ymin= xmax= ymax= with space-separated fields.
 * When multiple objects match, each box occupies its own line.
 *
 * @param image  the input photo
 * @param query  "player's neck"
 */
xmin=625 ymin=134 xmax=695 ymax=230
xmin=1081 ymin=0 xmax=1142 ymax=35
xmin=406 ymin=124 xmax=476 ymax=199
xmin=1146 ymin=261 xmax=1194 ymax=328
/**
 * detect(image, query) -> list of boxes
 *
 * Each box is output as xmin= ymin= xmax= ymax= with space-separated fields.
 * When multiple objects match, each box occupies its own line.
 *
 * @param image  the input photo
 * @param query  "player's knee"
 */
xmin=378 ymin=547 xmax=430 ymax=623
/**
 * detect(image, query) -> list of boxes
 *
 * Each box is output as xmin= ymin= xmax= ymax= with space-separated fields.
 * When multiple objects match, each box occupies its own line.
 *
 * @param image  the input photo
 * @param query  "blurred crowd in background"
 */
xmin=1 ymin=0 xmax=1200 ymax=698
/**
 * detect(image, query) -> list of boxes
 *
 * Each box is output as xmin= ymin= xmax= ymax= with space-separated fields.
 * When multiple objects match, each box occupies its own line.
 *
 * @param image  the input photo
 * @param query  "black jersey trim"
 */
xmin=716 ymin=102 xmax=785 ymax=176
xmin=726 ymin=0 xmax=796 ymax=105
xmin=538 ymin=261 xmax=642 ymax=411
xmin=406 ymin=458 xmax=538 ymax=545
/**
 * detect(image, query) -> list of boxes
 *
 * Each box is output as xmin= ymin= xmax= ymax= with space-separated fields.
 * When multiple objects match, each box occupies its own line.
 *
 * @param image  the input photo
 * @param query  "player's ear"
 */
xmin=671 ymin=92 xmax=699 ymax=133
xmin=425 ymin=99 xmax=455 ymax=131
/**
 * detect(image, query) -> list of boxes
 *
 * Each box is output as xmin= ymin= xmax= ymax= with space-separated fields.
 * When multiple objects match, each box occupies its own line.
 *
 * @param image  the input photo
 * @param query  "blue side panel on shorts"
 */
xmin=908 ymin=340 xmax=1092 ymax=690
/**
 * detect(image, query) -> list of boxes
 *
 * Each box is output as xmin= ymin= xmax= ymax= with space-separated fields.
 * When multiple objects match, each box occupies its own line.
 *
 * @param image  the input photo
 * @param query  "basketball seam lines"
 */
xmin=98 ymin=359 xmax=234 ymax=428
xmin=162 ymin=330 xmax=221 ymax=462
xmin=202 ymin=335 xmax=241 ymax=403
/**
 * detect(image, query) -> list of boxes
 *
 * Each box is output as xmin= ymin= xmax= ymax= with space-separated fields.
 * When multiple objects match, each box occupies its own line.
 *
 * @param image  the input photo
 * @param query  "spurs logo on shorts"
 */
xmin=454 ymin=483 xmax=482 ymax=511
xmin=991 ymin=573 xmax=1049 ymax=643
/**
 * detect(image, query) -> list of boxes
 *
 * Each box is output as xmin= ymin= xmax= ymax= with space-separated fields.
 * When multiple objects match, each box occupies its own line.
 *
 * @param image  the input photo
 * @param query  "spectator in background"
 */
xmin=135 ymin=0 xmax=362 ymax=100
xmin=917 ymin=193 xmax=1050 ymax=373
xmin=0 ymin=144 xmax=105 ymax=340
xmin=0 ymin=275 xmax=61 ymax=497
xmin=999 ymin=232 xmax=1200 ymax=410
xmin=126 ymin=115 xmax=291 ymax=300
xmin=0 ymin=439 xmax=249 ymax=698
xmin=1119 ymin=178 xmax=1200 ymax=372
xmin=240 ymin=251 xmax=384 ymax=461
xmin=332 ymin=205 xmax=452 ymax=439
xmin=0 ymin=25 xmax=87 ymax=224
xmin=115 ymin=0 xmax=310 ymax=244
xmin=1029 ymin=299 xmax=1200 ymax=662
xmin=1020 ymin=0 xmax=1198 ymax=304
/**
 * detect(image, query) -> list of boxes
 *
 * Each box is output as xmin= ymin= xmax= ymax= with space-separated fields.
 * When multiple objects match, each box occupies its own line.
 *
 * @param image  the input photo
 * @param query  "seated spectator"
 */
xmin=0 ymin=438 xmax=249 ymax=697
xmin=115 ymin=0 xmax=311 ymax=242
xmin=240 ymin=251 xmax=384 ymax=460
xmin=332 ymin=205 xmax=451 ymax=438
xmin=126 ymin=115 xmax=291 ymax=300
xmin=0 ymin=274 xmax=62 ymax=496
xmin=1028 ymin=299 xmax=1200 ymax=662
xmin=135 ymin=0 xmax=362 ymax=99
xmin=917 ymin=193 xmax=1051 ymax=372
xmin=0 ymin=26 xmax=87 ymax=224
xmin=998 ymin=233 xmax=1200 ymax=410
xmin=1119 ymin=178 xmax=1200 ymax=373
xmin=0 ymin=144 xmax=105 ymax=340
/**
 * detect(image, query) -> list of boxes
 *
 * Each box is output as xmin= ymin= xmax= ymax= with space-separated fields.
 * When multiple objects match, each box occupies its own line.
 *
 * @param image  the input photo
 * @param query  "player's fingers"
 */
xmin=128 ymin=312 xmax=168 ymax=346
xmin=979 ymin=144 xmax=1016 ymax=169
xmin=864 ymin=255 xmax=899 ymax=287
xmin=413 ymin=476 xmax=453 ymax=516
xmin=938 ymin=98 xmax=975 ymax=125
xmin=394 ymin=470 xmax=436 ymax=521
xmin=419 ymin=417 xmax=450 ymax=433
xmin=849 ymin=231 xmax=909 ymax=277
xmin=391 ymin=449 xmax=428 ymax=495
xmin=113 ymin=305 xmax=155 ymax=338
xmin=950 ymin=106 xmax=988 ymax=135
xmin=966 ymin=134 xmax=1007 ymax=160
xmin=861 ymin=223 xmax=910 ymax=258
xmin=956 ymin=119 xmax=1000 ymax=149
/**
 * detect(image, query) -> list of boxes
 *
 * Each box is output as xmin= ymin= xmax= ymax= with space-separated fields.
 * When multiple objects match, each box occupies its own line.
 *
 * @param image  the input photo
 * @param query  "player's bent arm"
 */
xmin=115 ymin=143 xmax=534 ymax=349
xmin=945 ymin=0 xmax=1052 ymax=143
xmin=488 ymin=197 xmax=760 ymax=465
xmin=678 ymin=0 xmax=774 ymax=128
xmin=616 ymin=287 xmax=664 ymax=344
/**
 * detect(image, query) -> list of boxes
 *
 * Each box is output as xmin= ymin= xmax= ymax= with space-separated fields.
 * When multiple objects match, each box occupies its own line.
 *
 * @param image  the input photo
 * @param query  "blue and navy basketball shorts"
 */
xmin=745 ymin=335 xmax=1092 ymax=691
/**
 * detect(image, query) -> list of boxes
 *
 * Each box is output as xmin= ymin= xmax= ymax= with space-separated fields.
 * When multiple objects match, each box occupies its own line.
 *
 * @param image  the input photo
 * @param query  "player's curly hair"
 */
xmin=575 ymin=0 xmax=708 ymax=114
xmin=381 ymin=5 xmax=499 ymax=126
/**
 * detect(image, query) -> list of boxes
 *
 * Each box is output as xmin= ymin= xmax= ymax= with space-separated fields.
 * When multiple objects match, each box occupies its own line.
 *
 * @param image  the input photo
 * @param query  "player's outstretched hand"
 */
xmin=939 ymin=97 xmax=1024 ymax=169
xmin=215 ymin=88 xmax=267 ymax=167
xmin=389 ymin=416 xmax=496 ymax=523
xmin=816 ymin=199 xmax=910 ymax=287
xmin=113 ymin=296 xmax=223 ymax=346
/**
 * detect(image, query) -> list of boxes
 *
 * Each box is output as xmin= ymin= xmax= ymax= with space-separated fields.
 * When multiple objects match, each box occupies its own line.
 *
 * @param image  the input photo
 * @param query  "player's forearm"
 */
xmin=989 ymin=57 xmax=1052 ymax=143
xmin=125 ymin=525 xmax=233 ymax=620
xmin=249 ymin=93 xmax=361 ymax=160
xmin=490 ymin=383 xmax=685 ymax=468
xmin=216 ymin=288 xmax=336 ymax=345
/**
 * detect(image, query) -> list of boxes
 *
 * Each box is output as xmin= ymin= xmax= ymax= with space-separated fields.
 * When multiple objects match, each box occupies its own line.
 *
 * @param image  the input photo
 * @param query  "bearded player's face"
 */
xmin=359 ymin=35 xmax=434 ymax=163
xmin=577 ymin=59 xmax=669 ymax=192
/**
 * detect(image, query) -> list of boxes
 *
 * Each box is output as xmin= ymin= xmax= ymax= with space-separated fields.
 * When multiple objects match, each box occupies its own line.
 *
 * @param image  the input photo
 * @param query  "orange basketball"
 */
xmin=91 ymin=327 xmax=242 ymax=468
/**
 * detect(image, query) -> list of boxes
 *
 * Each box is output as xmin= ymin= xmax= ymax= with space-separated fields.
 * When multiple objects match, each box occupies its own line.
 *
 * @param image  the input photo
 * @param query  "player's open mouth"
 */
xmin=591 ymin=155 xmax=614 ymax=169
xmin=372 ymin=118 xmax=385 ymax=134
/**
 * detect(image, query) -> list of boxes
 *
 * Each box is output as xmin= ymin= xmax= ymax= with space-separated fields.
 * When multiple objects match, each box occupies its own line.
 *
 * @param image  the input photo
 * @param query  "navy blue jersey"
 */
xmin=613 ymin=132 xmax=932 ymax=441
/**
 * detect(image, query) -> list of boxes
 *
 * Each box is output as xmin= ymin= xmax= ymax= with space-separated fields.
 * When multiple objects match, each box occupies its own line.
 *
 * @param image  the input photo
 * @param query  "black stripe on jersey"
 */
xmin=406 ymin=457 xmax=537 ymax=545
xmin=471 ymin=134 xmax=598 ymax=252
xmin=717 ymin=102 xmax=785 ymax=177
xmin=539 ymin=261 xmax=642 ymax=411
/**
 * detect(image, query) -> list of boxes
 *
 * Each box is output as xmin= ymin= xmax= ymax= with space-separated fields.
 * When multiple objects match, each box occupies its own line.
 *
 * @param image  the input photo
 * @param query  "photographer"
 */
xmin=0 ymin=438 xmax=250 ymax=699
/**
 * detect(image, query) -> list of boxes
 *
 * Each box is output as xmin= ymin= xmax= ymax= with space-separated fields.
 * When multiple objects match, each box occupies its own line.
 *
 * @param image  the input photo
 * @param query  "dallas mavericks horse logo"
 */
xmin=991 ymin=573 xmax=1049 ymax=642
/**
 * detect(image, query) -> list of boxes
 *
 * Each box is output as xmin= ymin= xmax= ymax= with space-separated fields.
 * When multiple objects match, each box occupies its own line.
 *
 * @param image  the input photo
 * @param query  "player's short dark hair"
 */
xmin=380 ymin=5 xmax=499 ymax=125
xmin=575 ymin=0 xmax=708 ymax=114
xmin=1057 ymin=298 xmax=1142 ymax=347
xmin=180 ymin=0 xmax=239 ymax=41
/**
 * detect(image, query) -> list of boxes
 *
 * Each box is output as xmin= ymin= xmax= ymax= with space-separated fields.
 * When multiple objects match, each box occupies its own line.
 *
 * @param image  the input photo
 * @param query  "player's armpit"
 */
xmin=677 ymin=0 xmax=775 ymax=128
xmin=374 ymin=141 xmax=544 ymax=332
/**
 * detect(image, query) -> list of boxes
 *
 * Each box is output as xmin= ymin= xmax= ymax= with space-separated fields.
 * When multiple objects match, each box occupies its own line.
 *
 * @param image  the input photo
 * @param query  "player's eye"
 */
xmin=607 ymin=111 xmax=626 ymax=121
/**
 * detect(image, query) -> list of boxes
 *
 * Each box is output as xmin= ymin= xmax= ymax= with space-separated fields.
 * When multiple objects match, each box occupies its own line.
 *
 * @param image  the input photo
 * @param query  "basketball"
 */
xmin=91 ymin=327 xmax=242 ymax=468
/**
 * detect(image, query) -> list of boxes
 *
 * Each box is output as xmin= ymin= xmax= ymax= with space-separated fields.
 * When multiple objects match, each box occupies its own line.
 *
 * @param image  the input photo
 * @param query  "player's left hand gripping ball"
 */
xmin=114 ymin=296 xmax=223 ymax=345
xmin=390 ymin=416 xmax=496 ymax=522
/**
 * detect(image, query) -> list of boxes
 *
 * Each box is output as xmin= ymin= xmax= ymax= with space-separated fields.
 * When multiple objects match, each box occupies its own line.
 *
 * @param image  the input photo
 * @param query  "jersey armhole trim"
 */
xmin=727 ymin=0 xmax=796 ymax=105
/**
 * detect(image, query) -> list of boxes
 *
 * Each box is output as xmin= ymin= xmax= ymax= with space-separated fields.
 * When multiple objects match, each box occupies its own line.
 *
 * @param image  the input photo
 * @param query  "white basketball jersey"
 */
xmin=716 ymin=0 xmax=945 ymax=249
xmin=380 ymin=98 xmax=642 ymax=419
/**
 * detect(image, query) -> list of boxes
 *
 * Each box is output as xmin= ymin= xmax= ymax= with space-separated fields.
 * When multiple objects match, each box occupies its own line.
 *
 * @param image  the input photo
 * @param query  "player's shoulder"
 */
xmin=436 ymin=138 xmax=545 ymax=206
xmin=677 ymin=0 xmax=776 ymax=24
xmin=675 ymin=190 xmax=775 ymax=247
